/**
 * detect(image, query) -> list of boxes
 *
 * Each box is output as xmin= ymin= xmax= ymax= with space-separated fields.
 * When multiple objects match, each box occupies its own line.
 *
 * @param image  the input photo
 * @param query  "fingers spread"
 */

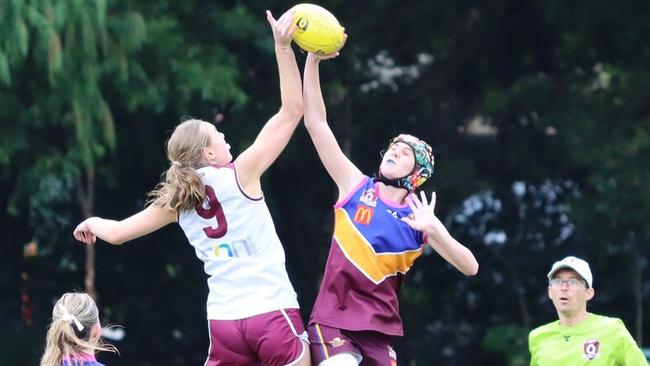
xmin=410 ymin=193 xmax=423 ymax=209
xmin=407 ymin=198 xmax=418 ymax=213
xmin=430 ymin=191 xmax=437 ymax=210
xmin=419 ymin=191 xmax=428 ymax=206
xmin=266 ymin=10 xmax=275 ymax=26
xmin=277 ymin=9 xmax=295 ymax=27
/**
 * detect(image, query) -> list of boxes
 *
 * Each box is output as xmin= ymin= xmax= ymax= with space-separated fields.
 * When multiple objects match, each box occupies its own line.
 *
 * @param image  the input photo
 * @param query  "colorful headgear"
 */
xmin=376 ymin=134 xmax=434 ymax=192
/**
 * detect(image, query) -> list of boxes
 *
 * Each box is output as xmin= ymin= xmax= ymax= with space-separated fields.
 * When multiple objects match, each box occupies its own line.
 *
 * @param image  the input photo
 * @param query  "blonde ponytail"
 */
xmin=147 ymin=119 xmax=216 ymax=211
xmin=147 ymin=161 xmax=206 ymax=211
xmin=40 ymin=293 xmax=117 ymax=366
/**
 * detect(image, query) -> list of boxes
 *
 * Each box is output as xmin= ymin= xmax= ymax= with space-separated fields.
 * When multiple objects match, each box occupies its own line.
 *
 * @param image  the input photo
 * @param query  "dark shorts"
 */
xmin=206 ymin=309 xmax=308 ymax=366
xmin=308 ymin=323 xmax=398 ymax=366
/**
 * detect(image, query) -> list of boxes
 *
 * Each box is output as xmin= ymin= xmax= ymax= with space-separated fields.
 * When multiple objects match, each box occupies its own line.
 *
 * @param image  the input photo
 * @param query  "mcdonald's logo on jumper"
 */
xmin=353 ymin=205 xmax=374 ymax=225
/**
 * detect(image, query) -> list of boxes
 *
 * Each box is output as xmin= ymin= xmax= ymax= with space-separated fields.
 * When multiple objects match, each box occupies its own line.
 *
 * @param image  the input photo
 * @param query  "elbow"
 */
xmin=104 ymin=230 xmax=128 ymax=245
xmin=303 ymin=112 xmax=323 ymax=131
xmin=105 ymin=237 xmax=125 ymax=245
xmin=304 ymin=115 xmax=316 ymax=130
xmin=280 ymin=102 xmax=303 ymax=121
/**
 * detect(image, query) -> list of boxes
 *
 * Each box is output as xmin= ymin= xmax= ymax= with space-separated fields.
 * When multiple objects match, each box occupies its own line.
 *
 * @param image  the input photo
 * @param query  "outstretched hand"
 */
xmin=401 ymin=191 xmax=440 ymax=233
xmin=266 ymin=9 xmax=297 ymax=48
xmin=73 ymin=220 xmax=96 ymax=245
xmin=308 ymin=32 xmax=348 ymax=61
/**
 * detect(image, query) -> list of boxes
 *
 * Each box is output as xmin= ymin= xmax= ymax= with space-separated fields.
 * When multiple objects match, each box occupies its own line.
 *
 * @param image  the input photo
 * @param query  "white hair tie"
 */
xmin=59 ymin=305 xmax=84 ymax=331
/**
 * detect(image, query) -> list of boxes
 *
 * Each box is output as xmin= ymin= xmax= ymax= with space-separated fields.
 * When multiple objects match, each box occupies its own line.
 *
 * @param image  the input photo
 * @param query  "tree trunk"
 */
xmin=77 ymin=166 xmax=96 ymax=299
xmin=84 ymin=241 xmax=96 ymax=300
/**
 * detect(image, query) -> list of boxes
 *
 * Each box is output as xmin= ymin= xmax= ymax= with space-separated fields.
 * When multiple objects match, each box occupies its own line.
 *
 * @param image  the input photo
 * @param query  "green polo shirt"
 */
xmin=529 ymin=313 xmax=648 ymax=365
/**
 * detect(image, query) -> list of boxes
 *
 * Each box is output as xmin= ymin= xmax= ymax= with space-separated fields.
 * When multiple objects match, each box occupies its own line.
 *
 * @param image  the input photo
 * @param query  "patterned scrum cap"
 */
xmin=387 ymin=134 xmax=434 ymax=191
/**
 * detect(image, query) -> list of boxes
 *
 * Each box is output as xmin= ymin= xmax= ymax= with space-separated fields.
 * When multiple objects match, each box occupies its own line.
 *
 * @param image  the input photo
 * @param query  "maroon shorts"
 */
xmin=308 ymin=323 xmax=398 ymax=366
xmin=205 ymin=309 xmax=308 ymax=366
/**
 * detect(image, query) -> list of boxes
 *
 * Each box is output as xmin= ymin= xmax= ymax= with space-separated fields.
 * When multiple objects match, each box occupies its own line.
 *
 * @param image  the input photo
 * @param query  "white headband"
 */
xmin=59 ymin=304 xmax=84 ymax=331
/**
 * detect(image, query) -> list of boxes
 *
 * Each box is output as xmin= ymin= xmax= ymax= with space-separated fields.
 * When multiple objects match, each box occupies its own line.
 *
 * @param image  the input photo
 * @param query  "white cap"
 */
xmin=547 ymin=256 xmax=593 ymax=288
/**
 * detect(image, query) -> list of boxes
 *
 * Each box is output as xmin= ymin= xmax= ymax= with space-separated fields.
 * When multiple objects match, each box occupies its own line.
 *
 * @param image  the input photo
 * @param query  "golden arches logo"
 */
xmin=353 ymin=205 xmax=374 ymax=225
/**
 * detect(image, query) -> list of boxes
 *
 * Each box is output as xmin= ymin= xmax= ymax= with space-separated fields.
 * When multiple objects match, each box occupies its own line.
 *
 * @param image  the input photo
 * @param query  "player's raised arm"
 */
xmin=303 ymin=46 xmax=363 ymax=200
xmin=235 ymin=9 xmax=303 ymax=195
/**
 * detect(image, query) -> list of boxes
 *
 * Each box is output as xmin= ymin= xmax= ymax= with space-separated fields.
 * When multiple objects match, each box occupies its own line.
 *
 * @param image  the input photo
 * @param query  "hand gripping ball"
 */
xmin=291 ymin=4 xmax=345 ymax=55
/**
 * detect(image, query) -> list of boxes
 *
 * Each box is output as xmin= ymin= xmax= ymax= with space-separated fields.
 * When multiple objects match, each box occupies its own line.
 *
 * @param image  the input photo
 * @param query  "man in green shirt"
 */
xmin=529 ymin=256 xmax=648 ymax=365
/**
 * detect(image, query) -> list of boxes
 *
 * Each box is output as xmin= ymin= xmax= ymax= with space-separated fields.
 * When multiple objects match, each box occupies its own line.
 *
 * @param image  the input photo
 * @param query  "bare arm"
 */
xmin=73 ymin=205 xmax=177 ymax=245
xmin=303 ymin=51 xmax=363 ymax=199
xmin=235 ymin=10 xmax=303 ymax=195
xmin=403 ymin=191 xmax=479 ymax=276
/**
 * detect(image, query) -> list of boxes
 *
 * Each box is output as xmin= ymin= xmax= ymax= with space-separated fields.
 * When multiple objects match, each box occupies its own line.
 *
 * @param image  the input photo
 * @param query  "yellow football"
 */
xmin=291 ymin=4 xmax=345 ymax=55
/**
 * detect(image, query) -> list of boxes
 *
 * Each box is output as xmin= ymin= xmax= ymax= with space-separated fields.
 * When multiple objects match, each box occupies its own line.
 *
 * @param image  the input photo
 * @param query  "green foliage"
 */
xmin=2 ymin=0 xmax=650 ymax=364
xmin=554 ymin=65 xmax=650 ymax=246
xmin=482 ymin=324 xmax=529 ymax=366
xmin=0 ymin=0 xmax=149 ymax=195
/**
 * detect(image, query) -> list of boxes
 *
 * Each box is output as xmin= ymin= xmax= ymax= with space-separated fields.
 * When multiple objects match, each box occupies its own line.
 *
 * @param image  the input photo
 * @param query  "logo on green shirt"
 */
xmin=584 ymin=339 xmax=600 ymax=360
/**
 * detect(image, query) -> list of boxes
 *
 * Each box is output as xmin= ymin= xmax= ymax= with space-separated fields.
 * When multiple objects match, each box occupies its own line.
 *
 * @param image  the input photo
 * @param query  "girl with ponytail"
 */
xmin=72 ymin=8 xmax=319 ymax=366
xmin=40 ymin=292 xmax=116 ymax=366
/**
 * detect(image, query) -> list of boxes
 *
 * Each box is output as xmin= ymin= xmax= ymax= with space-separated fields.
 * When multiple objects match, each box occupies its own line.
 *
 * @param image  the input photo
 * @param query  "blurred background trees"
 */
xmin=1 ymin=0 xmax=649 ymax=365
